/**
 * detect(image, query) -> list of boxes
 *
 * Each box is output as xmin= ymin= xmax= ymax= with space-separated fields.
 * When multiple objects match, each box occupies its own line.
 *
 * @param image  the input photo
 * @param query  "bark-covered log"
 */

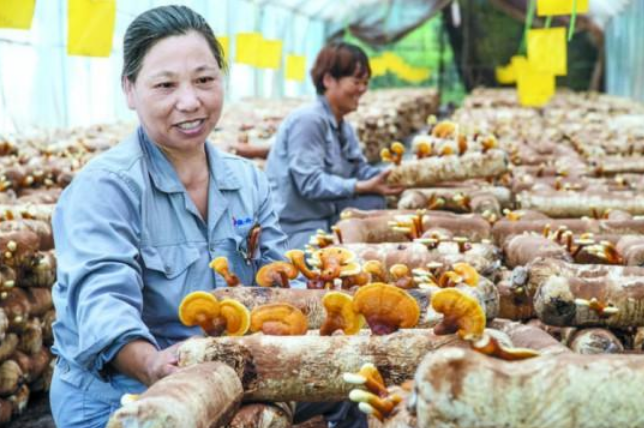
xmin=595 ymin=156 xmax=644 ymax=175
xmin=502 ymin=234 xmax=572 ymax=268
xmin=534 ymin=275 xmax=644 ymax=327
xmin=7 ymin=383 xmax=28 ymax=416
xmin=0 ymin=220 xmax=53 ymax=251
xmin=41 ymin=309 xmax=55 ymax=346
xmin=496 ymin=272 xmax=535 ymax=321
xmin=489 ymin=319 xmax=571 ymax=356
xmin=0 ymin=229 xmax=40 ymax=268
xmin=397 ymin=186 xmax=512 ymax=212
xmin=0 ymin=360 xmax=23 ymax=397
xmin=24 ymin=288 xmax=52 ymax=317
xmin=178 ymin=331 xmax=465 ymax=402
xmin=213 ymin=284 xmax=499 ymax=330
xmin=0 ymin=398 xmax=11 ymax=425
xmin=226 ymin=402 xmax=293 ymax=428
xmin=0 ymin=204 xmax=54 ymax=223
xmin=414 ymin=347 xmax=644 ymax=428
xmin=20 ymin=250 xmax=56 ymax=288
xmin=569 ymin=328 xmax=624 ymax=354
xmin=0 ymin=288 xmax=30 ymax=331
xmin=386 ymin=150 xmax=508 ymax=187
xmin=0 ymin=308 xmax=7 ymax=341
xmin=335 ymin=212 xmax=491 ymax=244
xmin=492 ymin=217 xmax=644 ymax=247
xmin=518 ymin=190 xmax=644 ymax=217
xmin=617 ymin=235 xmax=644 ymax=266
xmin=342 ymin=241 xmax=501 ymax=278
xmin=12 ymin=347 xmax=51 ymax=383
xmin=17 ymin=317 xmax=42 ymax=355
xmin=107 ymin=362 xmax=243 ymax=428
xmin=0 ymin=334 xmax=18 ymax=363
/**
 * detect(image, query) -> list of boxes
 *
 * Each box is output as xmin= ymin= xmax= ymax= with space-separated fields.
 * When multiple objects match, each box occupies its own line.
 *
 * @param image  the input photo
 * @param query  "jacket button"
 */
xmin=164 ymin=266 xmax=172 ymax=274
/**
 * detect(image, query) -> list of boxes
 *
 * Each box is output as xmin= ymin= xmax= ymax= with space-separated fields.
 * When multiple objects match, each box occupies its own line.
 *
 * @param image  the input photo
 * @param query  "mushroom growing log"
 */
xmin=107 ymin=362 xmax=243 ymax=428
xmin=226 ymin=402 xmax=293 ymax=428
xmin=518 ymin=190 xmax=644 ymax=217
xmin=342 ymin=242 xmax=501 ymax=278
xmin=568 ymin=328 xmax=624 ymax=354
xmin=178 ymin=331 xmax=465 ymax=402
xmin=414 ymin=347 xmax=644 ymax=428
xmin=335 ymin=212 xmax=491 ymax=244
xmin=502 ymin=234 xmax=572 ymax=268
xmin=616 ymin=235 xmax=644 ymax=266
xmin=534 ymin=274 xmax=644 ymax=328
xmin=386 ymin=150 xmax=508 ymax=187
xmin=397 ymin=186 xmax=512 ymax=212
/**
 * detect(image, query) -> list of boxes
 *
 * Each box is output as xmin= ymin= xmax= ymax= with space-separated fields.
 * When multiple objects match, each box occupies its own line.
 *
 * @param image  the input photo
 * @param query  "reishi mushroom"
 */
xmin=250 ymin=303 xmax=308 ymax=335
xmin=178 ymin=291 xmax=250 ymax=336
xmin=352 ymin=283 xmax=420 ymax=335
xmin=319 ymin=292 xmax=365 ymax=336
xmin=209 ymin=257 xmax=241 ymax=287
xmin=255 ymin=261 xmax=299 ymax=288
xmin=344 ymin=363 xmax=403 ymax=421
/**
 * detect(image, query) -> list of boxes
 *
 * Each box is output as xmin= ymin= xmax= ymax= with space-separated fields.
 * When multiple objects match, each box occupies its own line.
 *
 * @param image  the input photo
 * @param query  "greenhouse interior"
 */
xmin=0 ymin=0 xmax=643 ymax=427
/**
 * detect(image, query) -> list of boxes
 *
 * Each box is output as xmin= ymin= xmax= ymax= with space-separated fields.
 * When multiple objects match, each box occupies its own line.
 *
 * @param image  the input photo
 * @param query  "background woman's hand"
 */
xmin=355 ymin=169 xmax=405 ymax=196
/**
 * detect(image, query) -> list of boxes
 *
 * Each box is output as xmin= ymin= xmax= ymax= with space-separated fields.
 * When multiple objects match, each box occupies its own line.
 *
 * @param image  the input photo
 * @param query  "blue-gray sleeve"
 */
xmin=53 ymin=169 xmax=157 ymax=376
xmin=346 ymin=126 xmax=383 ymax=180
xmin=288 ymin=115 xmax=357 ymax=201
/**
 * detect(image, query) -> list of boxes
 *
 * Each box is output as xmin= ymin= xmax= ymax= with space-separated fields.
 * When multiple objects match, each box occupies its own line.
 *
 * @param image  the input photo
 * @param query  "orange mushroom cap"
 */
xmin=431 ymin=121 xmax=457 ymax=139
xmin=352 ymin=283 xmax=420 ymax=335
xmin=178 ymin=292 xmax=250 ymax=336
xmin=431 ymin=288 xmax=485 ymax=341
xmin=178 ymin=291 xmax=220 ymax=331
xmin=452 ymin=263 xmax=479 ymax=287
xmin=218 ymin=299 xmax=251 ymax=336
xmin=250 ymin=303 xmax=308 ymax=336
xmin=320 ymin=292 xmax=365 ymax=336
xmin=256 ymin=261 xmax=299 ymax=288
xmin=363 ymin=260 xmax=387 ymax=283
xmin=285 ymin=249 xmax=318 ymax=280
xmin=472 ymin=334 xmax=540 ymax=361
xmin=209 ymin=257 xmax=241 ymax=287
xmin=311 ymin=247 xmax=357 ymax=280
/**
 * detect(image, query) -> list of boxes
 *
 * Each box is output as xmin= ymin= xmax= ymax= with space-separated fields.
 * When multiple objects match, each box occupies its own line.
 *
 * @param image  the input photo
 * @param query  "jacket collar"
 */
xmin=138 ymin=126 xmax=241 ymax=194
xmin=318 ymin=95 xmax=342 ymax=131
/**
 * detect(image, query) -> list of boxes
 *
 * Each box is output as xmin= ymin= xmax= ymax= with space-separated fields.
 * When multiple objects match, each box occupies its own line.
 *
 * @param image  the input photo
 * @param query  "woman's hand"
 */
xmin=355 ymin=170 xmax=405 ymax=196
xmin=112 ymin=340 xmax=182 ymax=386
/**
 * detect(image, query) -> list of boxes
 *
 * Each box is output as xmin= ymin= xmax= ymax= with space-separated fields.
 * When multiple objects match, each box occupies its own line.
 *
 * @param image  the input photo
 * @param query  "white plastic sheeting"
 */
xmin=0 ymin=0 xmax=326 ymax=134
xmin=605 ymin=0 xmax=644 ymax=103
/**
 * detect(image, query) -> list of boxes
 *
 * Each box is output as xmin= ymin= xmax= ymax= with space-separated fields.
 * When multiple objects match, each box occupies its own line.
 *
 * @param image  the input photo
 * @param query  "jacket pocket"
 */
xmin=141 ymin=244 xmax=200 ymax=279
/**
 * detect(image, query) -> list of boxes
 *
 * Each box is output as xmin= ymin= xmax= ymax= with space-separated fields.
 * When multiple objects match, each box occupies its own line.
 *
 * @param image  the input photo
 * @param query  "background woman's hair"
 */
xmin=122 ymin=5 xmax=227 ymax=83
xmin=310 ymin=42 xmax=371 ymax=95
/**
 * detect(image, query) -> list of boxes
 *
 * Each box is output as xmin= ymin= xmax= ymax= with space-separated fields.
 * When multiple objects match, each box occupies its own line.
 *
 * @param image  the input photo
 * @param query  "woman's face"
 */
xmin=324 ymin=71 xmax=369 ymax=118
xmin=123 ymin=31 xmax=223 ymax=156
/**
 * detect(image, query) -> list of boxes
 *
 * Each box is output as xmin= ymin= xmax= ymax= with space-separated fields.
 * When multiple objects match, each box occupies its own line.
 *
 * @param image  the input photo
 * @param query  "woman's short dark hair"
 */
xmin=310 ymin=42 xmax=371 ymax=95
xmin=122 ymin=5 xmax=226 ymax=83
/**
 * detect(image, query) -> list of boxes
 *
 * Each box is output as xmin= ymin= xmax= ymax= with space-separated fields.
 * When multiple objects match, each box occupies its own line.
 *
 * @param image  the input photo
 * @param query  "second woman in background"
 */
xmin=265 ymin=42 xmax=404 ymax=249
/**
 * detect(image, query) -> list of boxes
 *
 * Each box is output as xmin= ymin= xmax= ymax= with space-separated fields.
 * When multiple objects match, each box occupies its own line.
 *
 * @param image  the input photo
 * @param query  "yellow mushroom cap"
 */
xmin=178 ymin=291 xmax=220 ymax=328
xmin=320 ymin=292 xmax=365 ymax=335
xmin=352 ymin=282 xmax=420 ymax=335
xmin=219 ymin=299 xmax=251 ymax=336
xmin=209 ymin=257 xmax=229 ymax=273
xmin=250 ymin=303 xmax=308 ymax=336
xmin=256 ymin=261 xmax=299 ymax=287
xmin=452 ymin=263 xmax=479 ymax=287
xmin=390 ymin=142 xmax=405 ymax=155
xmin=431 ymin=288 xmax=485 ymax=341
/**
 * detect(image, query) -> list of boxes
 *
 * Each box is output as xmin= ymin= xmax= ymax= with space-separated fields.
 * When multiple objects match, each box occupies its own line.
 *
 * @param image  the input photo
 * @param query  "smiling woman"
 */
xmin=265 ymin=42 xmax=406 ymax=250
xmin=47 ymin=6 xmax=292 ymax=428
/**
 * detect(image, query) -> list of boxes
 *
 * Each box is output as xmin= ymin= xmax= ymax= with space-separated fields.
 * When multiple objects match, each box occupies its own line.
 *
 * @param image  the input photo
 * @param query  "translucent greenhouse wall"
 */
xmin=0 ymin=0 xmax=326 ymax=134
xmin=605 ymin=0 xmax=644 ymax=103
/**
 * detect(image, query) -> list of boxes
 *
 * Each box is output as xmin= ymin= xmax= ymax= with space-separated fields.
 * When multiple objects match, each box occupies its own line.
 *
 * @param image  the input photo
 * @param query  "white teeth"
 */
xmin=177 ymin=120 xmax=202 ymax=130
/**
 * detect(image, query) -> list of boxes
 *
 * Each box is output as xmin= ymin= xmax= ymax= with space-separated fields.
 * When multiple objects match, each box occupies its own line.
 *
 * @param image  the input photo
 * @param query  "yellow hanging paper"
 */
xmin=369 ymin=57 xmax=387 ymax=77
xmin=528 ymin=27 xmax=567 ymax=76
xmin=217 ymin=36 xmax=230 ymax=63
xmin=68 ymin=0 xmax=116 ymax=57
xmin=495 ymin=64 xmax=516 ymax=84
xmin=257 ymin=39 xmax=282 ymax=70
xmin=516 ymin=62 xmax=555 ymax=107
xmin=537 ymin=0 xmax=588 ymax=16
xmin=0 ymin=0 xmax=36 ymax=29
xmin=285 ymin=55 xmax=306 ymax=81
xmin=236 ymin=33 xmax=262 ymax=66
